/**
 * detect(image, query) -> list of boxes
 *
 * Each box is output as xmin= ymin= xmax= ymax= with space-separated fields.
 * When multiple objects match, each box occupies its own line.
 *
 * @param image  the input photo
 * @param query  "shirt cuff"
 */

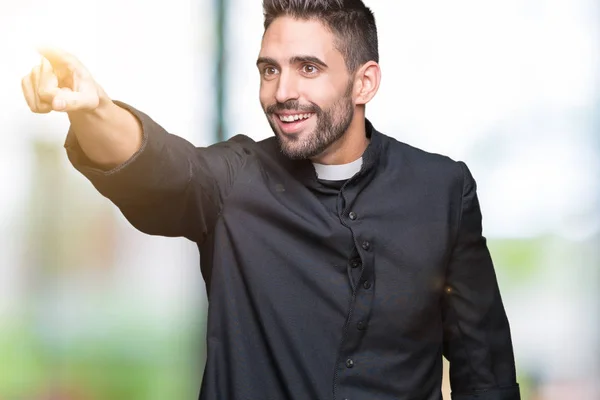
xmin=452 ymin=385 xmax=521 ymax=400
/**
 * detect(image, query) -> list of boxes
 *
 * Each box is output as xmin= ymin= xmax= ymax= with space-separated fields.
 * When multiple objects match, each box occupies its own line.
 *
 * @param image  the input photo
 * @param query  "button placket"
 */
xmin=334 ymin=188 xmax=375 ymax=399
xmin=335 ymin=240 xmax=375 ymax=396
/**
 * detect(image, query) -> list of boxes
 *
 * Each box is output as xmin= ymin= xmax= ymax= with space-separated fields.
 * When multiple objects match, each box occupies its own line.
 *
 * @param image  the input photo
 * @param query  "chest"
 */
xmin=226 ymin=164 xmax=456 ymax=268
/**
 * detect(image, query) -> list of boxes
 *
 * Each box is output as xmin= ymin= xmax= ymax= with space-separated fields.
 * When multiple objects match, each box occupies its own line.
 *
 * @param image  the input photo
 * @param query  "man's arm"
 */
xmin=66 ymin=102 xmax=250 ymax=243
xmin=67 ymin=100 xmax=143 ymax=170
xmin=21 ymin=47 xmax=247 ymax=243
xmin=442 ymin=162 xmax=521 ymax=400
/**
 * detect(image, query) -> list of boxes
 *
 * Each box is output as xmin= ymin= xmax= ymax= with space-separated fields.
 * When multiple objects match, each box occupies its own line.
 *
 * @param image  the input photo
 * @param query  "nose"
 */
xmin=275 ymin=71 xmax=300 ymax=104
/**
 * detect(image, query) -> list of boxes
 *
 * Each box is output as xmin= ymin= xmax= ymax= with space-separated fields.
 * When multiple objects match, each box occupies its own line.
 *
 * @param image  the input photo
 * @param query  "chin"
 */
xmin=275 ymin=137 xmax=308 ymax=160
xmin=280 ymin=140 xmax=326 ymax=161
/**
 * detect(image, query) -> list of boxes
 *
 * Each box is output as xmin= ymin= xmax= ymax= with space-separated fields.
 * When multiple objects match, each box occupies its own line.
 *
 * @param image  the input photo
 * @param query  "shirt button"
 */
xmin=346 ymin=358 xmax=354 ymax=368
xmin=350 ymin=259 xmax=361 ymax=269
xmin=363 ymin=281 xmax=372 ymax=290
xmin=357 ymin=321 xmax=367 ymax=330
xmin=348 ymin=211 xmax=357 ymax=221
xmin=361 ymin=241 xmax=371 ymax=251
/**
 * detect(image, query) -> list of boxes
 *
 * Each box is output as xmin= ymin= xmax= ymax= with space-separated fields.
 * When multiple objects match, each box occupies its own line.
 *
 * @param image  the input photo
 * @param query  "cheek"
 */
xmin=258 ymin=85 xmax=267 ymax=103
xmin=301 ymin=79 xmax=343 ymax=107
xmin=259 ymin=83 xmax=275 ymax=107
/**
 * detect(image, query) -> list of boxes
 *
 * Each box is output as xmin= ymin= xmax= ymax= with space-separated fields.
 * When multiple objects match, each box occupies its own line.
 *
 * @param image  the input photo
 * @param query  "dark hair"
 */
xmin=262 ymin=0 xmax=379 ymax=72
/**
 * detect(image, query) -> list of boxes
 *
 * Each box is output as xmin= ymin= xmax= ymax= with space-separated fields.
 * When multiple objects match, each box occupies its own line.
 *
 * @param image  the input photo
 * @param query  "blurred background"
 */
xmin=0 ymin=0 xmax=598 ymax=399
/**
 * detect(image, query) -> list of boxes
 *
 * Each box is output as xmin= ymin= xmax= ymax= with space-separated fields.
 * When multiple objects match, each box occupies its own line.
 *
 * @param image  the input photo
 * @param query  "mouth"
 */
xmin=273 ymin=112 xmax=316 ymax=135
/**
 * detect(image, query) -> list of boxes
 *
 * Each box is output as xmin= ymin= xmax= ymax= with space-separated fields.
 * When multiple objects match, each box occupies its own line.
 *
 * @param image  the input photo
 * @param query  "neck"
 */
xmin=310 ymin=108 xmax=369 ymax=165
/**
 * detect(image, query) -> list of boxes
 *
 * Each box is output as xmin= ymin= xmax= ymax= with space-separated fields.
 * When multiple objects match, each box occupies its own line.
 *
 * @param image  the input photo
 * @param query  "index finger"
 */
xmin=37 ymin=46 xmax=82 ymax=70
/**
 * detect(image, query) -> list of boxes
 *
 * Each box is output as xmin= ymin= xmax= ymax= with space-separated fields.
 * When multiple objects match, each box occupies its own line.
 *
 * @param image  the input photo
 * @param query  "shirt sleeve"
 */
xmin=442 ymin=161 xmax=521 ymax=400
xmin=64 ymin=101 xmax=250 ymax=244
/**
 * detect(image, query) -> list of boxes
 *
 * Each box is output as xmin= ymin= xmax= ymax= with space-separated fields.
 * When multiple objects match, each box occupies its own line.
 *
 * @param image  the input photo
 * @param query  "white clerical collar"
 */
xmin=312 ymin=157 xmax=363 ymax=181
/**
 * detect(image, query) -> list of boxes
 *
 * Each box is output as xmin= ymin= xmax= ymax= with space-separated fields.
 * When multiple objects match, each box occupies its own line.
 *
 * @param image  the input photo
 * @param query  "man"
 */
xmin=21 ymin=0 xmax=520 ymax=399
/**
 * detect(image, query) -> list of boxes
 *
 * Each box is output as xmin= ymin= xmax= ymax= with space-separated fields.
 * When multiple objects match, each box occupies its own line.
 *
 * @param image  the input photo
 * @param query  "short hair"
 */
xmin=262 ymin=0 xmax=379 ymax=73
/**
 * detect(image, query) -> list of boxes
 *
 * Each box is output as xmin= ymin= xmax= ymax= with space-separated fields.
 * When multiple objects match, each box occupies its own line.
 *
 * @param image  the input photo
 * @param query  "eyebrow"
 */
xmin=256 ymin=55 xmax=329 ymax=69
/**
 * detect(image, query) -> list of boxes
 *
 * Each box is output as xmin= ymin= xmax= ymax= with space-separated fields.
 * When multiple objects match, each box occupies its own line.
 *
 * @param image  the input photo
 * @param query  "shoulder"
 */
xmin=380 ymin=132 xmax=464 ymax=178
xmin=210 ymin=134 xmax=257 ymax=152
xmin=199 ymin=134 xmax=260 ymax=164
xmin=374 ymin=130 xmax=472 ymax=199
xmin=212 ymin=134 xmax=277 ymax=154
xmin=201 ymin=134 xmax=285 ymax=173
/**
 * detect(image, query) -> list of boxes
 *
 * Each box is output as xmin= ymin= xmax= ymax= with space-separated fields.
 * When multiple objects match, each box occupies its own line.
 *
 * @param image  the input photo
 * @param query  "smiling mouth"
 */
xmin=276 ymin=113 xmax=315 ymax=123
xmin=273 ymin=112 xmax=316 ymax=134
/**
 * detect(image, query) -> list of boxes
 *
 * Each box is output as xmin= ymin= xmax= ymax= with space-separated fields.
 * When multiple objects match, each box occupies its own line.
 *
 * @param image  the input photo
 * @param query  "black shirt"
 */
xmin=65 ymin=102 xmax=520 ymax=400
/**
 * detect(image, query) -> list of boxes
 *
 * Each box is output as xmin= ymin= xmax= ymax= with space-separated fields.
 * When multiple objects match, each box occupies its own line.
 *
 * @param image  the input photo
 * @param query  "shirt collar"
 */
xmin=282 ymin=118 xmax=383 ymax=188
xmin=312 ymin=157 xmax=363 ymax=181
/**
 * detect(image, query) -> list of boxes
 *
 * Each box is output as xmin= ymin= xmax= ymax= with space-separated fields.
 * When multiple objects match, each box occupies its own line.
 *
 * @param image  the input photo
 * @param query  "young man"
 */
xmin=21 ymin=0 xmax=520 ymax=399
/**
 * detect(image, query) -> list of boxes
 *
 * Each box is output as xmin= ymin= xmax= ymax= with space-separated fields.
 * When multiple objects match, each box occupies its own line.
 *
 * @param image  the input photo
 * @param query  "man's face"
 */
xmin=257 ymin=17 xmax=355 ymax=160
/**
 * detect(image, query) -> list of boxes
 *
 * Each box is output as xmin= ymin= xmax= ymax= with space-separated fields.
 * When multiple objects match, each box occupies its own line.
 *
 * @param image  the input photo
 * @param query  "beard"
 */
xmin=264 ymin=81 xmax=355 ymax=160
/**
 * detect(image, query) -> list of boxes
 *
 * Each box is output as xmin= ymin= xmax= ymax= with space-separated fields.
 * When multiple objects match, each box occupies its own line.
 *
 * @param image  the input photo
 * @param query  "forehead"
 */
xmin=260 ymin=16 xmax=338 ymax=61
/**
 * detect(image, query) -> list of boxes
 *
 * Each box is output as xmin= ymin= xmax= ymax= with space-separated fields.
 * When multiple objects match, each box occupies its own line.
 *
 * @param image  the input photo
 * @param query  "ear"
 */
xmin=353 ymin=61 xmax=381 ymax=105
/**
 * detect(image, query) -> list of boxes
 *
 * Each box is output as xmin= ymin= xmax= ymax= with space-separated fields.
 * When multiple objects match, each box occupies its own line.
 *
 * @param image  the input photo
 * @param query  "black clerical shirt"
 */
xmin=65 ymin=102 xmax=521 ymax=400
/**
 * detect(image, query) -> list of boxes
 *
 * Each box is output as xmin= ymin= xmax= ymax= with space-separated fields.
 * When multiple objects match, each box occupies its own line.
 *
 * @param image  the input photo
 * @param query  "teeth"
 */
xmin=279 ymin=113 xmax=312 ymax=122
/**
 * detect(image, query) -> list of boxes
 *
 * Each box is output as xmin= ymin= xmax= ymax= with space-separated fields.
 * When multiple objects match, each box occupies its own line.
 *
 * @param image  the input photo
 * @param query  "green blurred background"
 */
xmin=1 ymin=0 xmax=599 ymax=399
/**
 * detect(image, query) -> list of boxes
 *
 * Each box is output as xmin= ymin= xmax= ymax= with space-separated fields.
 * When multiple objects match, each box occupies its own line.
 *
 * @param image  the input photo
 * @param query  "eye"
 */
xmin=263 ymin=66 xmax=279 ymax=77
xmin=302 ymin=64 xmax=319 ymax=75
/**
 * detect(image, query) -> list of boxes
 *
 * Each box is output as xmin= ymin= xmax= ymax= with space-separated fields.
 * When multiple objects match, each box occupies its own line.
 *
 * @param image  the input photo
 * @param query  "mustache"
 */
xmin=265 ymin=100 xmax=320 ymax=115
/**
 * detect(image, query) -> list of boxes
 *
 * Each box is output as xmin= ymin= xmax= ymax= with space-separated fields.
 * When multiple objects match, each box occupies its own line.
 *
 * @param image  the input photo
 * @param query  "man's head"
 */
xmin=257 ymin=0 xmax=380 ymax=160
